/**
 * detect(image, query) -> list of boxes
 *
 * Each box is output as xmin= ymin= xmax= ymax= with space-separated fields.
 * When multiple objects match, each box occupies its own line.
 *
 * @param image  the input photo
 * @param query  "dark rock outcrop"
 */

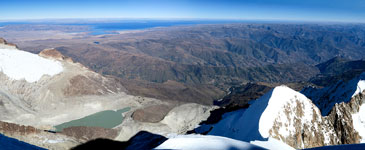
xmin=0 ymin=37 xmax=18 ymax=48
xmin=325 ymin=92 xmax=364 ymax=145
xmin=39 ymin=48 xmax=73 ymax=62
xmin=61 ymin=126 xmax=118 ymax=142
xmin=132 ymin=105 xmax=172 ymax=123
xmin=0 ymin=121 xmax=40 ymax=135
xmin=63 ymin=74 xmax=126 ymax=96
xmin=215 ymin=82 xmax=275 ymax=108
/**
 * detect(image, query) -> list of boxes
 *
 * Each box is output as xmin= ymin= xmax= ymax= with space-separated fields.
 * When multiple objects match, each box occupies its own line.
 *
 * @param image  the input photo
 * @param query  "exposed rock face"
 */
xmin=63 ymin=74 xmax=125 ymax=96
xmin=0 ymin=121 xmax=40 ymax=135
xmin=116 ymin=103 xmax=214 ymax=141
xmin=0 ymin=38 xmax=6 ymax=44
xmin=61 ymin=126 xmax=119 ymax=142
xmin=301 ymin=73 xmax=365 ymax=145
xmin=326 ymin=103 xmax=360 ymax=144
xmin=203 ymin=78 xmax=365 ymax=149
xmin=161 ymin=103 xmax=213 ymax=134
xmin=0 ymin=121 xmax=80 ymax=149
xmin=0 ymin=38 xmax=18 ymax=49
xmin=132 ymin=104 xmax=172 ymax=123
xmin=269 ymin=75 xmax=365 ymax=148
xmin=266 ymin=93 xmax=337 ymax=149
xmin=39 ymin=48 xmax=73 ymax=62
xmin=302 ymin=73 xmax=365 ymax=116
xmin=325 ymin=92 xmax=364 ymax=144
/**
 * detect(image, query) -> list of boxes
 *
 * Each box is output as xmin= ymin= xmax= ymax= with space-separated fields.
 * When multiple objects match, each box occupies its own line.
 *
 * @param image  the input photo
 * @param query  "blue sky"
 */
xmin=1 ymin=0 xmax=365 ymax=22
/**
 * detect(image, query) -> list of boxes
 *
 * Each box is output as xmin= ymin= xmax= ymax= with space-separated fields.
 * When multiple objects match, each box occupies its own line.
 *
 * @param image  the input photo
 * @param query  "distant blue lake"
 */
xmin=0 ymin=20 xmax=247 ymax=35
xmin=67 ymin=20 xmax=245 ymax=35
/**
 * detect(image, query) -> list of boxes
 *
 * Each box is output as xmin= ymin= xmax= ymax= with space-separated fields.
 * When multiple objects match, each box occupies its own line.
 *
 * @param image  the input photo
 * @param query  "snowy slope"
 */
xmin=154 ymin=134 xmax=267 ymax=150
xmin=301 ymin=73 xmax=365 ymax=116
xmin=207 ymin=86 xmax=330 ymax=149
xmin=351 ymin=73 xmax=365 ymax=143
xmin=250 ymin=138 xmax=295 ymax=150
xmin=352 ymin=104 xmax=365 ymax=143
xmin=258 ymin=86 xmax=318 ymax=138
xmin=0 ymin=48 xmax=63 ymax=82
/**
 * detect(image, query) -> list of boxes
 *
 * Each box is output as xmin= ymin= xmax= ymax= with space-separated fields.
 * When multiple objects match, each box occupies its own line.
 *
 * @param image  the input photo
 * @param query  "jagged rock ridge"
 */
xmin=197 ymin=73 xmax=365 ymax=149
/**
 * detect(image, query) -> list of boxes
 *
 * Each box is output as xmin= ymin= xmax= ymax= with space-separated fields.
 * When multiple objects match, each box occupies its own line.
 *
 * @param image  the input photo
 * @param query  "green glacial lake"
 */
xmin=54 ymin=107 xmax=131 ymax=132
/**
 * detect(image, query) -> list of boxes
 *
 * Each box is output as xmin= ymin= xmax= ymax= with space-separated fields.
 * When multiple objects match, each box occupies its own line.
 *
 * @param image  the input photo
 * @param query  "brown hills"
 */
xmin=4 ymin=23 xmax=365 ymax=104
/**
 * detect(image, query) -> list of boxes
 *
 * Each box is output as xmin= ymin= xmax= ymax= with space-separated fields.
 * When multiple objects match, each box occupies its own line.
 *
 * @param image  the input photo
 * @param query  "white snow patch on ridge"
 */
xmin=352 ymin=73 xmax=365 ymax=143
xmin=155 ymin=134 xmax=267 ymax=150
xmin=251 ymin=138 xmax=295 ymax=150
xmin=352 ymin=80 xmax=365 ymax=97
xmin=352 ymin=104 xmax=365 ymax=143
xmin=0 ymin=48 xmax=63 ymax=82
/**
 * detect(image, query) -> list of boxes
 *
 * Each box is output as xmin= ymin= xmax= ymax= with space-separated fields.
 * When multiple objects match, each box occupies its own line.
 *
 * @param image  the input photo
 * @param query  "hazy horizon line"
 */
xmin=1 ymin=18 xmax=365 ymax=24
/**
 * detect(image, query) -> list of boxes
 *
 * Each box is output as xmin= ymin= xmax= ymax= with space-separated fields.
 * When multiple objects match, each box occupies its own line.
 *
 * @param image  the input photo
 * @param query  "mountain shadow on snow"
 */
xmin=71 ymin=131 xmax=167 ymax=150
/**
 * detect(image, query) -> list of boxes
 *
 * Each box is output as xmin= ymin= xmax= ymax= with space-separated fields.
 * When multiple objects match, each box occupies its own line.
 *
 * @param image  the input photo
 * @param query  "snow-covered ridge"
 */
xmin=207 ymin=85 xmax=332 ymax=149
xmin=351 ymin=73 xmax=365 ymax=143
xmin=301 ymin=72 xmax=365 ymax=116
xmin=0 ymin=48 xmax=63 ymax=82
xmin=352 ymin=73 xmax=365 ymax=97
xmin=259 ymin=86 xmax=318 ymax=138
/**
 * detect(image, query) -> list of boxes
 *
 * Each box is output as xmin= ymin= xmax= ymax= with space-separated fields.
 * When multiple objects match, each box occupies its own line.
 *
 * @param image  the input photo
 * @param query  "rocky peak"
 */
xmin=206 ymin=86 xmax=337 ymax=149
xmin=39 ymin=48 xmax=73 ymax=63
xmin=204 ymin=81 xmax=365 ymax=149
xmin=0 ymin=38 xmax=6 ymax=44
xmin=0 ymin=37 xmax=18 ymax=49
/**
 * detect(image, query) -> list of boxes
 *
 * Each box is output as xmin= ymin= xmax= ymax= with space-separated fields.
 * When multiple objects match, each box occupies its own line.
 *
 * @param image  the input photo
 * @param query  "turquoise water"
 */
xmin=54 ymin=107 xmax=131 ymax=132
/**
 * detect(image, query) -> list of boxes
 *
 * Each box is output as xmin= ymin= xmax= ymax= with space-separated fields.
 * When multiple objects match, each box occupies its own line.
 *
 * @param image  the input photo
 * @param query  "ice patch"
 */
xmin=46 ymin=139 xmax=63 ymax=144
xmin=85 ymin=103 xmax=102 ymax=109
xmin=0 ymin=48 xmax=63 ymax=82
xmin=250 ymin=138 xmax=295 ymax=150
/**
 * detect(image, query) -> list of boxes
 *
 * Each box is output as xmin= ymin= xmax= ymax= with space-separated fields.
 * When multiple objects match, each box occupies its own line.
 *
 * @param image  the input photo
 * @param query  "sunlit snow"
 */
xmin=352 ymin=104 xmax=365 ymax=143
xmin=0 ymin=48 xmax=63 ymax=82
xmin=259 ymin=86 xmax=315 ymax=138
xmin=155 ymin=134 xmax=267 ymax=150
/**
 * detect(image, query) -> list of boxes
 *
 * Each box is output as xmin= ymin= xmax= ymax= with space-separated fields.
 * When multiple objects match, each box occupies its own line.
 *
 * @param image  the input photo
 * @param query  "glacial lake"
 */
xmin=54 ymin=107 xmax=131 ymax=132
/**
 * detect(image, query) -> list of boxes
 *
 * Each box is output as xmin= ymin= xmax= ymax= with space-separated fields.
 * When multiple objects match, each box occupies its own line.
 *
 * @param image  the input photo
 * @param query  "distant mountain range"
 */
xmin=9 ymin=23 xmax=365 ymax=105
xmin=1 ymin=23 xmax=365 ymax=149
